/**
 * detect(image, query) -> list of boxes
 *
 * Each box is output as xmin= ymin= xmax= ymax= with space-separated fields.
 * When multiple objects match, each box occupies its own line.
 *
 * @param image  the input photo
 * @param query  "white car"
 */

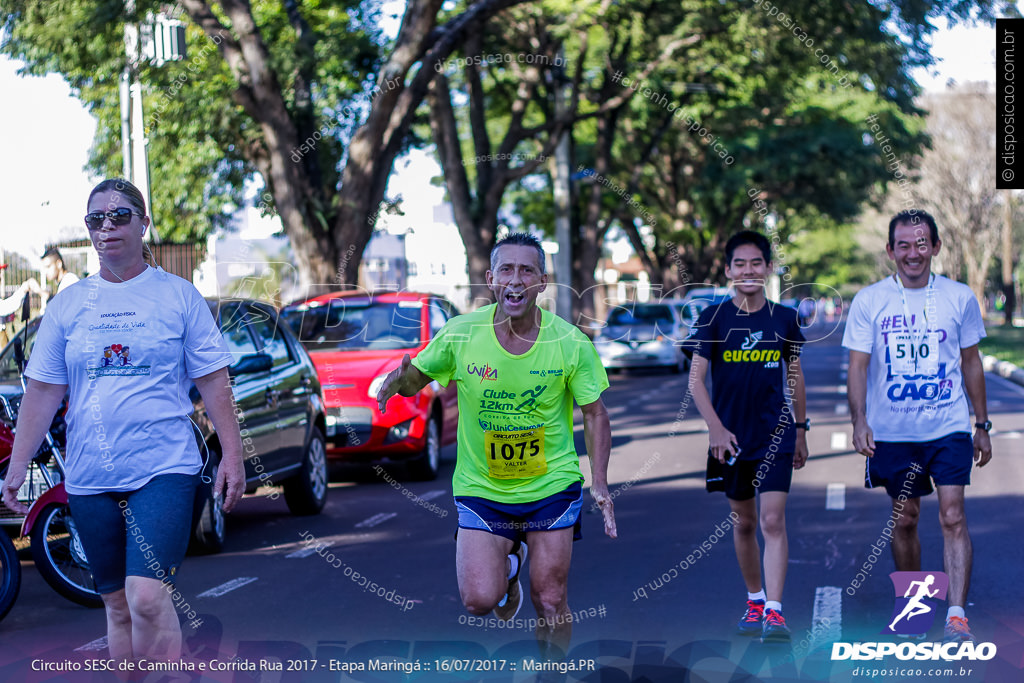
xmin=593 ymin=302 xmax=691 ymax=374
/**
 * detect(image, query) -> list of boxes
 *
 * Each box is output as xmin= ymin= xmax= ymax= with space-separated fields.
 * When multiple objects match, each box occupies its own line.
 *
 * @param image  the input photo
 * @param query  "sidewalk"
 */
xmin=982 ymin=353 xmax=1024 ymax=388
xmin=982 ymin=318 xmax=1024 ymax=389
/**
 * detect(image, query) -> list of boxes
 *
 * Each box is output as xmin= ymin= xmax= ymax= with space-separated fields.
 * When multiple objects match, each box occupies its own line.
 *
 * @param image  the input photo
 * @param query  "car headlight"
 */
xmin=368 ymin=373 xmax=388 ymax=399
xmin=385 ymin=419 xmax=414 ymax=443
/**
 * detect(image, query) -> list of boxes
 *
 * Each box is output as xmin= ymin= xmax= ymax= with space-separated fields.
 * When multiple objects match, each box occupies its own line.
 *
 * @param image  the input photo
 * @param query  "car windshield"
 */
xmin=606 ymin=305 xmax=675 ymax=327
xmin=282 ymin=300 xmax=423 ymax=351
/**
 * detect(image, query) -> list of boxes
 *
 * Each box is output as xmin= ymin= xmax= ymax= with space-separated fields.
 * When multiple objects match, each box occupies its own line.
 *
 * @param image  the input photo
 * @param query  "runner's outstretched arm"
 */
xmin=377 ymin=353 xmax=432 ymax=413
xmin=847 ymin=350 xmax=874 ymax=457
xmin=960 ymin=345 xmax=992 ymax=467
xmin=580 ymin=398 xmax=617 ymax=539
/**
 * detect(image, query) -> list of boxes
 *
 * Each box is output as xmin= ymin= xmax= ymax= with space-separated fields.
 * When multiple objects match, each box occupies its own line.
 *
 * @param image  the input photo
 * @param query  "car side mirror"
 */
xmin=229 ymin=353 xmax=273 ymax=377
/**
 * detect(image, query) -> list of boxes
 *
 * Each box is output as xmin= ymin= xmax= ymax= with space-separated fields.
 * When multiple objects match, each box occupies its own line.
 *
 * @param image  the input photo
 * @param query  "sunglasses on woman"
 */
xmin=84 ymin=207 xmax=143 ymax=230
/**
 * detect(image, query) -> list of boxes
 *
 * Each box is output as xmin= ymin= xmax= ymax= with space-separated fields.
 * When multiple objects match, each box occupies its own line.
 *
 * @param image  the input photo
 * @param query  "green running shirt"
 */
xmin=412 ymin=304 xmax=609 ymax=503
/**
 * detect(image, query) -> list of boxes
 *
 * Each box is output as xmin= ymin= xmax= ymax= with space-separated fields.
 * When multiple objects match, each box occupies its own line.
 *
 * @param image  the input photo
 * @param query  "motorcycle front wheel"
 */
xmin=0 ymin=529 xmax=20 ymax=620
xmin=30 ymin=504 xmax=103 ymax=608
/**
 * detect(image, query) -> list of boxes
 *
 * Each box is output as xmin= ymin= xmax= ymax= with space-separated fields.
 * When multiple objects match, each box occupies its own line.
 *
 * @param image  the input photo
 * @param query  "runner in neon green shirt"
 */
xmin=412 ymin=300 xmax=607 ymax=503
xmin=377 ymin=233 xmax=616 ymax=660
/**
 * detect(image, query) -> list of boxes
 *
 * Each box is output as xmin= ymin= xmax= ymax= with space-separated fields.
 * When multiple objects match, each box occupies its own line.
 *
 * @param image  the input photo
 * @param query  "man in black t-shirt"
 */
xmin=685 ymin=230 xmax=809 ymax=643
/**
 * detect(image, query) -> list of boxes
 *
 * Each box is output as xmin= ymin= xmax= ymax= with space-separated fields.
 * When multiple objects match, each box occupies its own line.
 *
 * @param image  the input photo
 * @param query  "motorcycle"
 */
xmin=0 ymin=335 xmax=103 ymax=608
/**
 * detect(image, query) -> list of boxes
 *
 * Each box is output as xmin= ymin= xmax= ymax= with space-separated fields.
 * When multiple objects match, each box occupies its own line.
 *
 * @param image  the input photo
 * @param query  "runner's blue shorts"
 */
xmin=67 ymin=473 xmax=199 ymax=594
xmin=866 ymin=432 xmax=973 ymax=498
xmin=455 ymin=480 xmax=583 ymax=542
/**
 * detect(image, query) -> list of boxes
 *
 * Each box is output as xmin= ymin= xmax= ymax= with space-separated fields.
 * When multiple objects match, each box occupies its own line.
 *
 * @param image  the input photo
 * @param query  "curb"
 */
xmin=981 ymin=354 xmax=1024 ymax=389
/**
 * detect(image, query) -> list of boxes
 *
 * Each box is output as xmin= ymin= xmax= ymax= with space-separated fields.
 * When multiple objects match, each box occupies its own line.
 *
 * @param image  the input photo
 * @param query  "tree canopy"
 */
xmin=1 ymin=0 xmax=1015 ymax=305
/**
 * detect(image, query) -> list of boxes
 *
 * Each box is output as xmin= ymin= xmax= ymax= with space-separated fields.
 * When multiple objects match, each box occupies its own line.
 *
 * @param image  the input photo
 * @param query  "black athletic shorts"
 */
xmin=706 ymin=450 xmax=793 ymax=501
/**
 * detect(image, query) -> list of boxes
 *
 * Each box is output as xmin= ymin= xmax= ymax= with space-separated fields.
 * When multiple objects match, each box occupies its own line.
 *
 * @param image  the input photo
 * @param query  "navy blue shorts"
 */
xmin=455 ymin=481 xmax=583 ymax=542
xmin=866 ymin=432 xmax=973 ymax=499
xmin=706 ymin=450 xmax=794 ymax=501
xmin=67 ymin=473 xmax=199 ymax=595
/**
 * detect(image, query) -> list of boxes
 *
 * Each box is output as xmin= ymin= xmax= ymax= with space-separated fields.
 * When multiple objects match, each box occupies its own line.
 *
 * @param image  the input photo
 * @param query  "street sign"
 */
xmin=141 ymin=15 xmax=187 ymax=66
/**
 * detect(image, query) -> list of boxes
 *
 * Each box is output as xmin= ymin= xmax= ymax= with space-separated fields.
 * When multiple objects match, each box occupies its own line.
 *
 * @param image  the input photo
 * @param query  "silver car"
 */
xmin=593 ymin=302 xmax=691 ymax=374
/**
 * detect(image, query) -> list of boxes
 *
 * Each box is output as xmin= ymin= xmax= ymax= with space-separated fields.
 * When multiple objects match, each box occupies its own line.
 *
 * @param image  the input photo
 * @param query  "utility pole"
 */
xmin=119 ymin=69 xmax=132 ymax=181
xmin=119 ymin=1 xmax=186 ymax=241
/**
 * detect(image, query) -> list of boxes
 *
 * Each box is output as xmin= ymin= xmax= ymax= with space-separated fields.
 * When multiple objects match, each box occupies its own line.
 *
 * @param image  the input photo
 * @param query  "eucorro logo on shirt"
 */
xmin=740 ymin=331 xmax=763 ymax=350
xmin=722 ymin=348 xmax=781 ymax=363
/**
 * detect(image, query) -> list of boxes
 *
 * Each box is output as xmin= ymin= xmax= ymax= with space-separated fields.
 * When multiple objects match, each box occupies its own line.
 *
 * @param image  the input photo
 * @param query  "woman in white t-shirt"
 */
xmin=1 ymin=179 xmax=246 ymax=663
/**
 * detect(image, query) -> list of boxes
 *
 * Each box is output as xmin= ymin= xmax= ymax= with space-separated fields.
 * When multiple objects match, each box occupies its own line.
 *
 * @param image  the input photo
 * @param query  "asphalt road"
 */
xmin=1 ymin=319 xmax=1022 ymax=683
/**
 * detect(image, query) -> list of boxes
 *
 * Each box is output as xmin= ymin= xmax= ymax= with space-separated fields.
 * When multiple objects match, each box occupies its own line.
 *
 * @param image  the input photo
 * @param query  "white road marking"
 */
xmin=197 ymin=577 xmax=258 ymax=598
xmin=834 ymin=403 xmax=849 ymax=415
xmin=355 ymin=512 xmax=398 ymax=528
xmin=812 ymin=586 xmax=843 ymax=648
xmin=999 ymin=431 xmax=1022 ymax=439
xmin=825 ymin=483 xmax=846 ymax=510
xmin=76 ymin=636 xmax=108 ymax=652
xmin=420 ymin=490 xmax=447 ymax=501
xmin=830 ymin=432 xmax=848 ymax=451
xmin=286 ymin=546 xmax=322 ymax=559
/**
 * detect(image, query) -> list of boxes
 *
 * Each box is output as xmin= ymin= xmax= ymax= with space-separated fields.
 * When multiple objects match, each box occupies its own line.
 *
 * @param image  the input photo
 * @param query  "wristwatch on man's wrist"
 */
xmin=975 ymin=420 xmax=992 ymax=432
xmin=796 ymin=419 xmax=810 ymax=431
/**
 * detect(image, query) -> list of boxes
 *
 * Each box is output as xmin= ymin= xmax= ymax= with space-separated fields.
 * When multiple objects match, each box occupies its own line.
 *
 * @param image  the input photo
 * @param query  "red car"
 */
xmin=279 ymin=292 xmax=459 ymax=479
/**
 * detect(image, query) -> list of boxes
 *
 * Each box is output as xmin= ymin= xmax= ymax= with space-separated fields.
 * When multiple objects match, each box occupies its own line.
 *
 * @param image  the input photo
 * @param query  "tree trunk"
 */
xmin=184 ymin=0 xmax=336 ymax=297
xmin=575 ymin=232 xmax=601 ymax=326
xmin=576 ymin=104 xmax=619 ymax=325
xmin=187 ymin=0 xmax=529 ymax=295
xmin=427 ymin=75 xmax=498 ymax=307
xmin=965 ymin=257 xmax=988 ymax=318
xmin=425 ymin=11 xmax=577 ymax=309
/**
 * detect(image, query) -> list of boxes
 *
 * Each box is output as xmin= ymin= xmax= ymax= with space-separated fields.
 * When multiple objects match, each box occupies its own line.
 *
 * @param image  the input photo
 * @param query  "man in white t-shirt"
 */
xmin=25 ymin=247 xmax=81 ymax=313
xmin=843 ymin=209 xmax=992 ymax=644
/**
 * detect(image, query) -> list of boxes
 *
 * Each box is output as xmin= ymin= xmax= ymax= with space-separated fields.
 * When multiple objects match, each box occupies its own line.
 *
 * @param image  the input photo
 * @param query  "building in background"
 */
xmin=193 ymin=180 xmax=471 ymax=311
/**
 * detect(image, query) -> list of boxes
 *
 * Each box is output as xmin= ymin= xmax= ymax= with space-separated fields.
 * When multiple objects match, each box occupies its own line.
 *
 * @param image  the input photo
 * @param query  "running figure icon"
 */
xmin=889 ymin=574 xmax=939 ymax=631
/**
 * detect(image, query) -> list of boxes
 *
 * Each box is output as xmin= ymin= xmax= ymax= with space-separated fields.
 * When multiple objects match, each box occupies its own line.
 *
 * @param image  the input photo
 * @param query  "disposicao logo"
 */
xmin=885 ymin=571 xmax=947 ymax=636
xmin=831 ymin=571 xmax=997 ymax=663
